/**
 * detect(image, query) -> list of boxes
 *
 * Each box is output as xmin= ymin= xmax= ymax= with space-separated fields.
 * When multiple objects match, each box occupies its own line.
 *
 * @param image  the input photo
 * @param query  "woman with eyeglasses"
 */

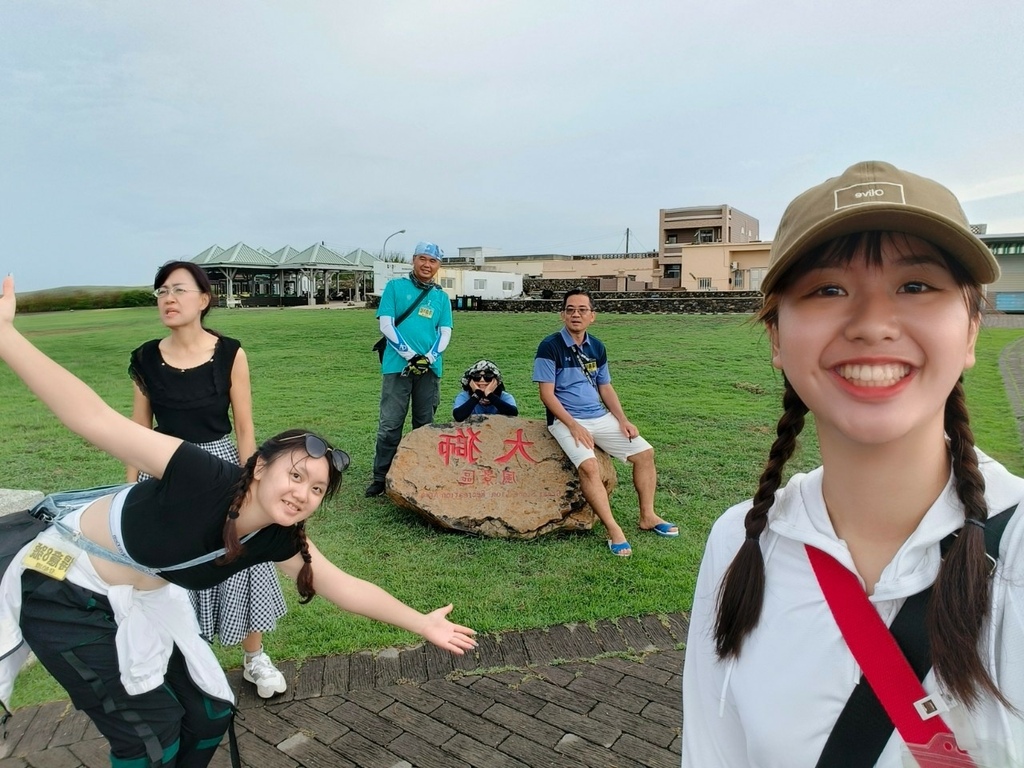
xmin=0 ymin=274 xmax=476 ymax=768
xmin=452 ymin=359 xmax=519 ymax=421
xmin=126 ymin=260 xmax=292 ymax=700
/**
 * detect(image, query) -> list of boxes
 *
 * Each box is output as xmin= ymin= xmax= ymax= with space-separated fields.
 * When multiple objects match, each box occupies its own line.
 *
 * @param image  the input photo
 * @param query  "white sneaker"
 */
xmin=243 ymin=651 xmax=287 ymax=698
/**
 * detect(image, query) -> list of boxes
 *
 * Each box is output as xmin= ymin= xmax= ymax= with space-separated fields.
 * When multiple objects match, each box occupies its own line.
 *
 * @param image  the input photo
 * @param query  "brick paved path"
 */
xmin=0 ymin=613 xmax=687 ymax=768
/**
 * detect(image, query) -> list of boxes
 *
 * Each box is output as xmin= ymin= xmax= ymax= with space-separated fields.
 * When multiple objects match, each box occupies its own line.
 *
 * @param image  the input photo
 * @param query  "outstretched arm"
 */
xmin=125 ymin=382 xmax=154 ymax=482
xmin=0 ymin=276 xmax=182 ymax=478
xmin=277 ymin=539 xmax=477 ymax=655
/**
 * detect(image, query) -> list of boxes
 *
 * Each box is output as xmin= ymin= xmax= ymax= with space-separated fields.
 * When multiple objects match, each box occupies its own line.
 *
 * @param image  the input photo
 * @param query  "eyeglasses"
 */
xmin=469 ymin=373 xmax=496 ymax=382
xmin=280 ymin=433 xmax=350 ymax=473
xmin=153 ymin=286 xmax=204 ymax=299
xmin=563 ymin=307 xmax=591 ymax=316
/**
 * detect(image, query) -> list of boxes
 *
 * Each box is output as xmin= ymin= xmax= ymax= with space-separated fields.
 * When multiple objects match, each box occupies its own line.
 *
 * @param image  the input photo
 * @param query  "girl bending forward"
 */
xmin=0 ymin=275 xmax=476 ymax=768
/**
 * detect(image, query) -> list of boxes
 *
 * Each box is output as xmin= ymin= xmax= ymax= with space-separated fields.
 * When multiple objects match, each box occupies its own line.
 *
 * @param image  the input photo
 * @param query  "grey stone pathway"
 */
xmin=0 ymin=614 xmax=686 ymax=768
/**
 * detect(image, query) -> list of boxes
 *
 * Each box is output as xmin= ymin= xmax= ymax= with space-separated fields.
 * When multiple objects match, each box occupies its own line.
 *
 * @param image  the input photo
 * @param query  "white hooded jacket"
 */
xmin=682 ymin=449 xmax=1024 ymax=767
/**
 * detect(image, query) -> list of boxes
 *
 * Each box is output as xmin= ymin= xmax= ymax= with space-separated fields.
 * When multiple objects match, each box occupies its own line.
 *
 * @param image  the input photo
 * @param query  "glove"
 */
xmin=402 ymin=355 xmax=431 ymax=377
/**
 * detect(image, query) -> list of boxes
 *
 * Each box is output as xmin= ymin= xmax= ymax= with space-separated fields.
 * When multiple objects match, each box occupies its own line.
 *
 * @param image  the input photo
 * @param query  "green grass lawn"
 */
xmin=4 ymin=306 xmax=1023 ymax=708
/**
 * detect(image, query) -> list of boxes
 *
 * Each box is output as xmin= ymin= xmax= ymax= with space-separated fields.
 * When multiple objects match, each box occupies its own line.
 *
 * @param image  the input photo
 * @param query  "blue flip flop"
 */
xmin=646 ymin=522 xmax=679 ymax=537
xmin=607 ymin=540 xmax=632 ymax=557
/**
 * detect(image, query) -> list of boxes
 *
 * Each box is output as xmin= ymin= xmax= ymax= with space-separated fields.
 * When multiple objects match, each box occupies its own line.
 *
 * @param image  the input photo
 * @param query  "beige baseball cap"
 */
xmin=762 ymin=160 xmax=999 ymax=295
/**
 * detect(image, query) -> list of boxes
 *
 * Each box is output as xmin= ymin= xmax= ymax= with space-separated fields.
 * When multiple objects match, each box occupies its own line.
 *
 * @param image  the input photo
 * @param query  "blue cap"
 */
xmin=413 ymin=241 xmax=444 ymax=261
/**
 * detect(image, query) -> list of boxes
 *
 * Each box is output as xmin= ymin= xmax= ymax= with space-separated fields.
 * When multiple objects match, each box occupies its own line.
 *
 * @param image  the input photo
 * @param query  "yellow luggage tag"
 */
xmin=22 ymin=541 xmax=76 ymax=581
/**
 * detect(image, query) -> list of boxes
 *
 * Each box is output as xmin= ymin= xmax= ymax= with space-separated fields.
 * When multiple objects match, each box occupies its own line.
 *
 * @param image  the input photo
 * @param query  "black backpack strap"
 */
xmin=814 ymin=503 xmax=1018 ymax=768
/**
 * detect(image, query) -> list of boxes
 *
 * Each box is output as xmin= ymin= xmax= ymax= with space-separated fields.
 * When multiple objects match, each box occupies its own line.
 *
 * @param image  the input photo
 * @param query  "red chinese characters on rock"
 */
xmin=437 ymin=427 xmax=538 ymax=488
xmin=495 ymin=429 xmax=538 ymax=464
xmin=437 ymin=427 xmax=483 ymax=465
xmin=437 ymin=427 xmax=538 ymax=467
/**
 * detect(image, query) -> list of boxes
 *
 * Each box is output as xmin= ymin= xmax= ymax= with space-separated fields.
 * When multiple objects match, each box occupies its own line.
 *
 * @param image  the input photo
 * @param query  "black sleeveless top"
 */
xmin=128 ymin=336 xmax=241 ymax=444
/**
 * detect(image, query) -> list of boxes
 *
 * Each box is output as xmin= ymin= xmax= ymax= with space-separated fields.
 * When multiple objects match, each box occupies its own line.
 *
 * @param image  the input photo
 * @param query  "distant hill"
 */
xmin=21 ymin=285 xmax=150 ymax=298
xmin=16 ymin=285 xmax=155 ymax=313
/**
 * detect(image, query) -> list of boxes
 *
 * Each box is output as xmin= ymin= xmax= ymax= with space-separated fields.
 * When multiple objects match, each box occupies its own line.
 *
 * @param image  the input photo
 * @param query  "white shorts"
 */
xmin=548 ymin=412 xmax=653 ymax=467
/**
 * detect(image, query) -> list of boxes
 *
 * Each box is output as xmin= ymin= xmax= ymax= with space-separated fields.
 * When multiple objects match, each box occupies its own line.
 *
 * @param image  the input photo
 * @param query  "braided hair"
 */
xmin=714 ymin=232 xmax=1004 ymax=708
xmin=217 ymin=428 xmax=345 ymax=605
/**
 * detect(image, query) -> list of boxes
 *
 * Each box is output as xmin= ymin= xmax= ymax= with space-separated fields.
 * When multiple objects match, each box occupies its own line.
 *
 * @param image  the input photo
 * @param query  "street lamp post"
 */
xmin=381 ymin=229 xmax=406 ymax=261
xmin=372 ymin=228 xmax=405 ymax=301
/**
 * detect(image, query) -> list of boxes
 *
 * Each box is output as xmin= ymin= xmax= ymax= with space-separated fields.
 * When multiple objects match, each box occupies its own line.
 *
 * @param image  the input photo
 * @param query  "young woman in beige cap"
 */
xmin=682 ymin=162 xmax=1023 ymax=767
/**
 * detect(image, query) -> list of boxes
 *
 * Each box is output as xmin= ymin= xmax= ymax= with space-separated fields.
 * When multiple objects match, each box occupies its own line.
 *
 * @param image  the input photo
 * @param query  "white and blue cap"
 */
xmin=413 ymin=241 xmax=444 ymax=261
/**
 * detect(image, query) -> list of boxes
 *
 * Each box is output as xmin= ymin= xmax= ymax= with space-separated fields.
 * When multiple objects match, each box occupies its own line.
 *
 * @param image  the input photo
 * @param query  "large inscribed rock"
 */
xmin=386 ymin=416 xmax=616 ymax=538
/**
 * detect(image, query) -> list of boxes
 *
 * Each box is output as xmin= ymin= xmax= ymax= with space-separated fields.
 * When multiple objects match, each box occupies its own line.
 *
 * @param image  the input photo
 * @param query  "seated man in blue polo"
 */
xmin=452 ymin=360 xmax=519 ymax=421
xmin=532 ymin=288 xmax=676 ymax=557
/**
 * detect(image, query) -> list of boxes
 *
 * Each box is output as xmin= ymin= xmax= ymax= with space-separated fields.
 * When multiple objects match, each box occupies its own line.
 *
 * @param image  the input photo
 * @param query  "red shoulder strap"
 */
xmin=805 ymin=545 xmax=975 ymax=764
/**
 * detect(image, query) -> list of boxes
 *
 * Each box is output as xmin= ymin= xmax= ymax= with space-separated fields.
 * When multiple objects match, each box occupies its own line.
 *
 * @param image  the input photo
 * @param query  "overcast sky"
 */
xmin=2 ymin=1 xmax=1022 ymax=292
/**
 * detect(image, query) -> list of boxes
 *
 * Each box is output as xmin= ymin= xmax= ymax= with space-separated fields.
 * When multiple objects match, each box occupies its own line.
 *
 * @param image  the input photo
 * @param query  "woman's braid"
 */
xmin=715 ymin=377 xmax=807 ymax=658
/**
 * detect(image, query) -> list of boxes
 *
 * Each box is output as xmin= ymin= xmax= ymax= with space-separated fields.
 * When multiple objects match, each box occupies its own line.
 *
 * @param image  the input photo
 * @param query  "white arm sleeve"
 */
xmin=379 ymin=316 xmax=416 ymax=360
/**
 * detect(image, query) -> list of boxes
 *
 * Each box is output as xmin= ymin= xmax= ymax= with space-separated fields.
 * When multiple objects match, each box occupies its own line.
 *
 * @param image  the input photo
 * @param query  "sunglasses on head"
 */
xmin=280 ymin=433 xmax=350 ymax=473
xmin=469 ymin=373 xmax=496 ymax=382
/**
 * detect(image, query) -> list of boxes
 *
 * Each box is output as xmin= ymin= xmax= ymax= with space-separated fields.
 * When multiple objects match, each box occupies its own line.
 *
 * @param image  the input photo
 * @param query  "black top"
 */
xmin=121 ymin=442 xmax=301 ymax=590
xmin=128 ymin=336 xmax=240 ymax=444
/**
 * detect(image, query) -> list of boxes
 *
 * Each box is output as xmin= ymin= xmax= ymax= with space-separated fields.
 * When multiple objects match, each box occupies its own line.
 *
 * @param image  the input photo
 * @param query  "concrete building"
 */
xmin=982 ymin=233 xmax=1024 ymax=312
xmin=372 ymin=260 xmax=523 ymax=301
xmin=656 ymin=205 xmax=765 ymax=291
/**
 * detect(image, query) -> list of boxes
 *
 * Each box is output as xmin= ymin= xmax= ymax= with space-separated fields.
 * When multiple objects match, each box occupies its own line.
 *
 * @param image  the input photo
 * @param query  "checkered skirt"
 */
xmin=139 ymin=436 xmax=288 ymax=646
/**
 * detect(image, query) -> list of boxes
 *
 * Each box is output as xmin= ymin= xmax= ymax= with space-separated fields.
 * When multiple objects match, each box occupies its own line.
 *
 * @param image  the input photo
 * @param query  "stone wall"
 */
xmin=461 ymin=291 xmax=761 ymax=314
xmin=367 ymin=291 xmax=762 ymax=314
xmin=523 ymin=277 xmax=601 ymax=296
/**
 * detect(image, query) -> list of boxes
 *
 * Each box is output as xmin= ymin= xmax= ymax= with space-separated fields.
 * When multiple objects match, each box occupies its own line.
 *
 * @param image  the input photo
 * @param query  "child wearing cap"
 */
xmin=452 ymin=359 xmax=519 ymax=421
xmin=682 ymin=162 xmax=1024 ymax=766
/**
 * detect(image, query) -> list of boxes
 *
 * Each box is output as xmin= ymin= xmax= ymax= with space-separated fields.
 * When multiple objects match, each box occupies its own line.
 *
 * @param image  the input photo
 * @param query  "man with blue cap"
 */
xmin=366 ymin=241 xmax=453 ymax=497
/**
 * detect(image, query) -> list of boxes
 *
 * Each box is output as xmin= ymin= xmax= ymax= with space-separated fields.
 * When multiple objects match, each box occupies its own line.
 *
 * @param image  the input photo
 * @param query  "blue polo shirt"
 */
xmin=532 ymin=327 xmax=610 ymax=425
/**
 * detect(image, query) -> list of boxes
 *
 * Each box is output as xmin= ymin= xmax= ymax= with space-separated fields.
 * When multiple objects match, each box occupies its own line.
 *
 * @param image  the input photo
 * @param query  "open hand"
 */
xmin=419 ymin=604 xmax=477 ymax=655
xmin=569 ymin=421 xmax=595 ymax=449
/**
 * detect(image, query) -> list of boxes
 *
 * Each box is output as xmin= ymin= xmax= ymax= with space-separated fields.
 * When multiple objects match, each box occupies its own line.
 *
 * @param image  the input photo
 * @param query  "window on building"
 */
xmin=749 ymin=267 xmax=767 ymax=292
xmin=666 ymin=234 xmax=677 ymax=244
xmin=441 ymin=277 xmax=455 ymax=289
xmin=502 ymin=281 xmax=514 ymax=291
xmin=695 ymin=229 xmax=716 ymax=244
xmin=733 ymin=270 xmax=744 ymax=289
xmin=664 ymin=264 xmax=681 ymax=278
xmin=698 ymin=277 xmax=713 ymax=291
xmin=473 ymin=279 xmax=487 ymax=290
